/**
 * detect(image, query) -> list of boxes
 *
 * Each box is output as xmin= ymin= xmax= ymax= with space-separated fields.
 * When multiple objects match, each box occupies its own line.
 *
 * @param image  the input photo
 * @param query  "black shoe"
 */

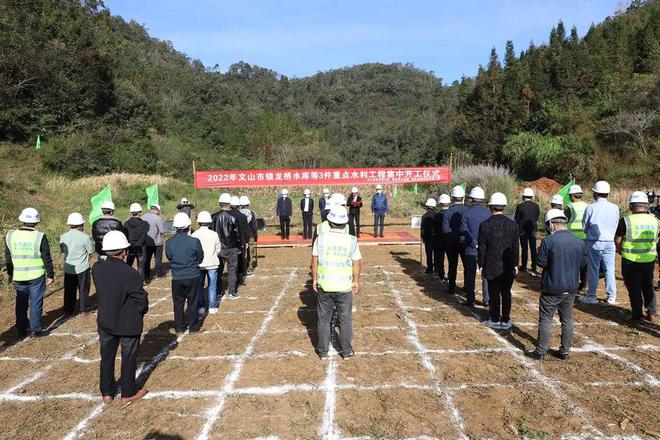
xmin=551 ymin=349 xmax=569 ymax=360
xmin=525 ymin=350 xmax=545 ymax=361
xmin=447 ymin=289 xmax=455 ymax=295
xmin=341 ymin=351 xmax=355 ymax=360
xmin=189 ymin=326 xmax=204 ymax=333
xmin=425 ymin=269 xmax=433 ymax=274
xmin=317 ymin=352 xmax=329 ymax=360
xmin=461 ymin=300 xmax=475 ymax=308
xmin=32 ymin=330 xmax=50 ymax=338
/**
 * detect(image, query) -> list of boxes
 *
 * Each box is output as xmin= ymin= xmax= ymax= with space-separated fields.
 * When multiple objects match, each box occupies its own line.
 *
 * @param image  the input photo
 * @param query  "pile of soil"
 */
xmin=524 ymin=177 xmax=562 ymax=196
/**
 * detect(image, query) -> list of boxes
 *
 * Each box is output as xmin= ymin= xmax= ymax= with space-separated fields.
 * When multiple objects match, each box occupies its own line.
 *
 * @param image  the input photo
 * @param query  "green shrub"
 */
xmin=41 ymin=132 xmax=112 ymax=177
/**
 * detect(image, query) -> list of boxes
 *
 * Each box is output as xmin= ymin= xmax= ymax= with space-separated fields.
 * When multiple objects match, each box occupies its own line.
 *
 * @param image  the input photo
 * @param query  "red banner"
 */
xmin=195 ymin=166 xmax=451 ymax=189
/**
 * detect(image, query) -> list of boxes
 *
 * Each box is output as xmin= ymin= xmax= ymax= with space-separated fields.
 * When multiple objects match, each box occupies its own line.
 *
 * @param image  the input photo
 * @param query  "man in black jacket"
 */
xmin=92 ymin=201 xmax=125 ymax=256
xmin=123 ymin=203 xmax=150 ymax=283
xmin=319 ymin=188 xmax=331 ymax=222
xmin=526 ymin=209 xmax=587 ymax=361
xmin=276 ymin=189 xmax=293 ymax=239
xmin=212 ymin=193 xmax=242 ymax=298
xmin=93 ymin=230 xmax=148 ymax=403
xmin=166 ymin=213 xmax=204 ymax=333
xmin=301 ymin=189 xmax=314 ymax=239
xmin=478 ymin=193 xmax=520 ymax=330
xmin=347 ymin=187 xmax=363 ymax=238
xmin=176 ymin=197 xmax=195 ymax=218
xmin=515 ymin=188 xmax=540 ymax=276
xmin=230 ymin=196 xmax=250 ymax=284
xmin=421 ymin=198 xmax=438 ymax=274
xmin=239 ymin=196 xmax=258 ymax=274
xmin=432 ymin=194 xmax=451 ymax=282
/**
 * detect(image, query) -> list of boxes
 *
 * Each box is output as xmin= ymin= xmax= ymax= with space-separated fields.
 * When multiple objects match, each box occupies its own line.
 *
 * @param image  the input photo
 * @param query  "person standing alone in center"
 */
xmin=276 ymin=188 xmax=293 ymax=240
xmin=371 ymin=185 xmax=388 ymax=238
xmin=347 ymin=187 xmax=363 ymax=238
xmin=515 ymin=188 xmax=540 ymax=277
xmin=301 ymin=189 xmax=314 ymax=239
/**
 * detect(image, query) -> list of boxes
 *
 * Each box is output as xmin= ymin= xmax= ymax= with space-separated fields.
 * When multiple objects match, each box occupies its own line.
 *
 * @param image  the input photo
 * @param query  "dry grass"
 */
xmin=45 ymin=173 xmax=176 ymax=190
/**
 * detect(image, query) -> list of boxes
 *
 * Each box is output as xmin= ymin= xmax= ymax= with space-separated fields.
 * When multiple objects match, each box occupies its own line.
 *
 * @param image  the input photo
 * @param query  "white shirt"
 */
xmin=304 ymin=197 xmax=310 ymax=212
xmin=192 ymin=226 xmax=222 ymax=269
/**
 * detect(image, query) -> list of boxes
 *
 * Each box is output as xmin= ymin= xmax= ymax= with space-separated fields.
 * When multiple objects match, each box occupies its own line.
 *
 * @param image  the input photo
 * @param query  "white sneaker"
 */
xmin=208 ymin=307 xmax=219 ymax=315
xmin=198 ymin=307 xmax=206 ymax=315
xmin=606 ymin=298 xmax=617 ymax=305
xmin=578 ymin=296 xmax=598 ymax=304
xmin=499 ymin=321 xmax=512 ymax=330
xmin=483 ymin=319 xmax=500 ymax=329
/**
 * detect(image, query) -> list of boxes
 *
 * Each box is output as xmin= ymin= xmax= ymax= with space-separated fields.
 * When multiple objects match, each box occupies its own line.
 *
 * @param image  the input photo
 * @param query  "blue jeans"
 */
xmin=198 ymin=268 xmax=218 ymax=309
xmin=15 ymin=276 xmax=46 ymax=334
xmin=586 ymin=240 xmax=617 ymax=301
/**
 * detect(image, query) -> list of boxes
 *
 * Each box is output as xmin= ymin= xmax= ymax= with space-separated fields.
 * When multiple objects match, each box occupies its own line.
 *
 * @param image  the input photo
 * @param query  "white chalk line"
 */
xmin=194 ymin=268 xmax=299 ymax=440
xmin=383 ymin=269 xmax=467 ymax=439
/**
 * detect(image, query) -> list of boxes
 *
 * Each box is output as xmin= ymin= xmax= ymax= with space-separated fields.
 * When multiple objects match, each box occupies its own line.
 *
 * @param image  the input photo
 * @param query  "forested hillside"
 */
xmin=1 ymin=0 xmax=657 ymax=182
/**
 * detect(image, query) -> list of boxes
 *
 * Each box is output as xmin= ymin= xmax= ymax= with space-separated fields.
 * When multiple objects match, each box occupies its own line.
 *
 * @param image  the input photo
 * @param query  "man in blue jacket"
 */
xmin=276 ymin=188 xmax=293 ymax=240
xmin=526 ymin=209 xmax=587 ymax=361
xmin=166 ymin=213 xmax=204 ymax=334
xmin=460 ymin=187 xmax=491 ymax=307
xmin=371 ymin=185 xmax=388 ymax=237
xmin=443 ymin=185 xmax=468 ymax=295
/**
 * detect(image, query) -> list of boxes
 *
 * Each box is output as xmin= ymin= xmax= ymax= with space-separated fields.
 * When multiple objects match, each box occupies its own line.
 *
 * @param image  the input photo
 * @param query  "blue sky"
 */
xmin=104 ymin=0 xmax=623 ymax=83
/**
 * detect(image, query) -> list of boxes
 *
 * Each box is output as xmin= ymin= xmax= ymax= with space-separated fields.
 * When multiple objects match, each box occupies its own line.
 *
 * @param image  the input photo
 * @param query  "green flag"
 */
xmin=413 ymin=183 xmax=418 ymax=194
xmin=35 ymin=134 xmax=41 ymax=150
xmin=460 ymin=181 xmax=467 ymax=191
xmin=558 ymin=179 xmax=576 ymax=207
xmin=145 ymin=184 xmax=159 ymax=208
xmin=89 ymin=186 xmax=112 ymax=225
xmin=392 ymin=185 xmax=398 ymax=198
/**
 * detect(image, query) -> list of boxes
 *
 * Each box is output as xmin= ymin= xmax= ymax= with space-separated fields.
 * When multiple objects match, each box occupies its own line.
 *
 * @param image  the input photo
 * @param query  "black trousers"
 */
xmin=446 ymin=245 xmax=466 ymax=291
xmin=622 ymin=259 xmax=656 ymax=319
xmin=434 ymin=245 xmax=446 ymax=278
xmin=487 ymin=274 xmax=514 ymax=323
xmin=302 ymin=213 xmax=313 ymax=239
xmin=348 ymin=212 xmax=361 ymax=237
xmin=63 ymin=269 xmax=91 ymax=313
xmin=519 ymin=233 xmax=538 ymax=271
xmin=98 ymin=326 xmax=140 ymax=397
xmin=172 ymin=277 xmax=200 ymax=332
xmin=463 ymin=253 xmax=478 ymax=304
xmin=536 ymin=293 xmax=575 ymax=354
xmin=237 ymin=245 xmax=247 ymax=282
xmin=126 ymin=247 xmax=147 ymax=283
xmin=279 ymin=216 xmax=290 ymax=239
xmin=423 ymin=239 xmax=435 ymax=272
xmin=145 ymin=245 xmax=164 ymax=279
xmin=219 ymin=248 xmax=239 ymax=296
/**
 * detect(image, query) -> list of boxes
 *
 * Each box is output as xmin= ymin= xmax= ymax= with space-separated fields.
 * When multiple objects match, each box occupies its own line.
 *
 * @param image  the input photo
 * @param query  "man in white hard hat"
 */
xmin=371 ymin=184 xmax=388 ymax=238
xmin=565 ymin=184 xmax=588 ymax=292
xmin=166 ymin=213 xmax=204 ymax=333
xmin=319 ymin=188 xmax=332 ymax=222
xmin=312 ymin=205 xmax=362 ymax=360
xmin=347 ymin=187 xmax=363 ymax=238
xmin=526 ymin=209 xmax=587 ymax=361
xmin=478 ymin=193 xmax=519 ymax=330
xmin=432 ymin=194 xmax=451 ymax=282
xmin=579 ymin=180 xmax=620 ymax=304
xmin=5 ymin=208 xmax=55 ymax=338
xmin=300 ymin=189 xmax=315 ymax=240
xmin=59 ymin=213 xmax=95 ymax=315
xmin=421 ymin=198 xmax=438 ymax=274
xmin=460 ymin=187 xmax=491 ymax=307
xmin=442 ymin=185 xmax=468 ymax=294
xmin=229 ymin=196 xmax=249 ymax=284
xmin=177 ymin=197 xmax=195 ymax=219
xmin=550 ymin=194 xmax=564 ymax=210
xmin=142 ymin=204 xmax=166 ymax=282
xmin=239 ymin=196 xmax=258 ymax=275
xmin=276 ymin=189 xmax=293 ymax=240
xmin=192 ymin=211 xmax=222 ymax=315
xmin=92 ymin=201 xmax=125 ymax=256
xmin=515 ymin=187 xmax=541 ymax=277
xmin=93 ymin=230 xmax=148 ymax=403
xmin=123 ymin=203 xmax=149 ymax=283
xmin=615 ymin=192 xmax=659 ymax=322
xmin=212 ymin=193 xmax=241 ymax=298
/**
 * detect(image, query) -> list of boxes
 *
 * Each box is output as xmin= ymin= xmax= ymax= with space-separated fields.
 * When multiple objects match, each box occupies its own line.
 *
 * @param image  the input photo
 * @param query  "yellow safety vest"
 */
xmin=567 ymin=201 xmax=587 ymax=240
xmin=621 ymin=213 xmax=658 ymax=263
xmin=6 ymin=229 xmax=45 ymax=282
xmin=317 ymin=231 xmax=357 ymax=292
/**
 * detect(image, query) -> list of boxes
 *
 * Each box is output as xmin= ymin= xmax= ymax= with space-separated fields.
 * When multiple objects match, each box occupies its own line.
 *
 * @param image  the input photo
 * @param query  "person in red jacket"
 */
xmin=347 ymin=187 xmax=363 ymax=237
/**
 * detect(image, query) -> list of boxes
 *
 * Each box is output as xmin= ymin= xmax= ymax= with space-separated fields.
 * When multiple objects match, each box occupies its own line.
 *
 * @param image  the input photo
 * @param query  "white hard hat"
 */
xmin=304 ymin=189 xmax=311 ymax=196
xmin=451 ymin=185 xmax=465 ymax=198
xmin=150 ymin=203 xmax=161 ymax=211
xmin=327 ymin=205 xmax=349 ymax=225
xmin=522 ymin=187 xmax=535 ymax=198
xmin=101 ymin=201 xmax=115 ymax=211
xmin=545 ymin=208 xmax=567 ymax=223
xmin=322 ymin=188 xmax=330 ymax=195
xmin=330 ymin=193 xmax=347 ymax=206
xmin=281 ymin=188 xmax=289 ymax=195
xmin=469 ymin=187 xmax=485 ymax=200
xmin=592 ymin=180 xmax=610 ymax=194
xmin=196 ymin=211 xmax=213 ymax=223
xmin=18 ymin=207 xmax=40 ymax=223
xmin=230 ymin=196 xmax=240 ymax=206
xmin=351 ymin=187 xmax=359 ymax=193
xmin=219 ymin=193 xmax=231 ymax=204
xmin=438 ymin=194 xmax=451 ymax=204
xmin=568 ymin=184 xmax=583 ymax=195
xmin=181 ymin=197 xmax=188 ymax=204
xmin=239 ymin=195 xmax=250 ymax=206
xmin=550 ymin=194 xmax=564 ymax=206
xmin=375 ymin=184 xmax=383 ymax=190
xmin=489 ymin=192 xmax=508 ymax=206
xmin=66 ymin=212 xmax=85 ymax=226
xmin=172 ymin=212 xmax=191 ymax=229
xmin=102 ymin=230 xmax=130 ymax=251
xmin=129 ymin=203 xmax=142 ymax=213
xmin=629 ymin=191 xmax=649 ymax=204
xmin=425 ymin=198 xmax=437 ymax=208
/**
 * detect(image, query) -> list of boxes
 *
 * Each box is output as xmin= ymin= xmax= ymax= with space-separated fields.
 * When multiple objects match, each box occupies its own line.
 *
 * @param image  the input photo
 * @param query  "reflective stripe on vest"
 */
xmin=621 ymin=214 xmax=658 ymax=263
xmin=568 ymin=201 xmax=587 ymax=240
xmin=6 ymin=229 xmax=45 ymax=281
xmin=317 ymin=231 xmax=356 ymax=292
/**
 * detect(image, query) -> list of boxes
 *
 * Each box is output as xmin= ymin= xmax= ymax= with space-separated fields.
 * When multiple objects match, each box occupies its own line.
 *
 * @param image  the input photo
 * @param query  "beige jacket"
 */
xmin=192 ymin=226 xmax=221 ymax=269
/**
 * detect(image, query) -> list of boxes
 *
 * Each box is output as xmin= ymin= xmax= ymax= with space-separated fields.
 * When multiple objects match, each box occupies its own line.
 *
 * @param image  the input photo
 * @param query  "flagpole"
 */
xmin=192 ymin=160 xmax=198 ymax=217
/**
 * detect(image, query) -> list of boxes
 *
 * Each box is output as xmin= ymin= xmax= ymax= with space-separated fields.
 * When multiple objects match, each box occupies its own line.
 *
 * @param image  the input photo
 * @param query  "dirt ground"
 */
xmin=0 ymin=236 xmax=658 ymax=439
